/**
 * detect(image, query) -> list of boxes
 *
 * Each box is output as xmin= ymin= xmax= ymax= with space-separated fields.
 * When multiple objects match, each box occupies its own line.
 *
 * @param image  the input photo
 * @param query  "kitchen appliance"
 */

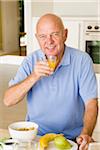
xmin=84 ymin=21 xmax=100 ymax=73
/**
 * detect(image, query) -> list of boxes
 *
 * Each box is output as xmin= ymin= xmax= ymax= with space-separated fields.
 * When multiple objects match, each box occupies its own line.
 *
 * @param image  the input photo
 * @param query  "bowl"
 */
xmin=8 ymin=121 xmax=38 ymax=142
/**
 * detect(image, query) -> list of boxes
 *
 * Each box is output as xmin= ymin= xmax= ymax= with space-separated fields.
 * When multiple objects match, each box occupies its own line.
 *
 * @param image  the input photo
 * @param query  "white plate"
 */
xmin=35 ymin=136 xmax=78 ymax=150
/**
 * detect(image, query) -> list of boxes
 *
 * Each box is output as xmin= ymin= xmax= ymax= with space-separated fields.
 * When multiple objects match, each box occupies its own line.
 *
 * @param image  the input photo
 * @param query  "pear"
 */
xmin=54 ymin=136 xmax=72 ymax=150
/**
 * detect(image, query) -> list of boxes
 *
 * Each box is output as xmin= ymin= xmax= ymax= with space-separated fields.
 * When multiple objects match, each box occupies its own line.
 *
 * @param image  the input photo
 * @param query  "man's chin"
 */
xmin=45 ymin=51 xmax=57 ymax=56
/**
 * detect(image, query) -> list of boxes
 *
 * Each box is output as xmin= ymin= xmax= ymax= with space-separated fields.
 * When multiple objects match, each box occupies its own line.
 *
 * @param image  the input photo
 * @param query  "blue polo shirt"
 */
xmin=9 ymin=46 xmax=97 ymax=140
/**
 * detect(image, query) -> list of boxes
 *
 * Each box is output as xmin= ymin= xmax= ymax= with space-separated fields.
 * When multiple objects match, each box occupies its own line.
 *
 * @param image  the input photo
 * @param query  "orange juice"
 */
xmin=47 ymin=55 xmax=57 ymax=70
xmin=48 ymin=60 xmax=57 ymax=70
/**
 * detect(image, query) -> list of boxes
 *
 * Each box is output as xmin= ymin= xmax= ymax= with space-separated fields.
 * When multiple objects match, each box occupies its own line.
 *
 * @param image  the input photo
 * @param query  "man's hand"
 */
xmin=33 ymin=60 xmax=53 ymax=79
xmin=76 ymin=134 xmax=94 ymax=150
xmin=76 ymin=99 xmax=98 ymax=150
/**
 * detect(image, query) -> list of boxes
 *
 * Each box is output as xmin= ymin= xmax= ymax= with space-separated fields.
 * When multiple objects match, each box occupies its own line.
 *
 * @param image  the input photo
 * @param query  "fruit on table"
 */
xmin=39 ymin=133 xmax=63 ymax=149
xmin=54 ymin=136 xmax=72 ymax=149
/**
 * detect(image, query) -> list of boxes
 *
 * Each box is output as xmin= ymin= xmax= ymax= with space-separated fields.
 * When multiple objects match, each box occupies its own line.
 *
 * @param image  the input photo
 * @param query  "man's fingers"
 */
xmin=76 ymin=137 xmax=83 ymax=144
xmin=79 ymin=143 xmax=89 ymax=150
xmin=37 ymin=70 xmax=53 ymax=76
xmin=79 ymin=139 xmax=87 ymax=150
xmin=77 ymin=135 xmax=94 ymax=150
xmin=37 ymin=60 xmax=48 ymax=66
xmin=34 ymin=61 xmax=53 ymax=77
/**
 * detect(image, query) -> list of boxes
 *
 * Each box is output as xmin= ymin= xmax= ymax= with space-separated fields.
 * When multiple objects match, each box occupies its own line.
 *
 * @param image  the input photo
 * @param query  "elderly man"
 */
xmin=4 ymin=13 xmax=98 ymax=150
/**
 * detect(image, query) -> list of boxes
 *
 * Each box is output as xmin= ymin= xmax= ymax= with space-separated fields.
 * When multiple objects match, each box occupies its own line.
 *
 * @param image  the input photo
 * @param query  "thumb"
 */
xmin=76 ymin=136 xmax=83 ymax=145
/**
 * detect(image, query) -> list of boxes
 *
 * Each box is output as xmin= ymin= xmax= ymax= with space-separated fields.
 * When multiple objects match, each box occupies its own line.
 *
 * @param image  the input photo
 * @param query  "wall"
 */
xmin=53 ymin=1 xmax=99 ymax=17
xmin=0 ymin=1 xmax=2 ymax=50
xmin=32 ymin=1 xmax=53 ymax=16
xmin=1 ymin=0 xmax=19 ymax=53
xmin=31 ymin=0 xmax=99 ymax=18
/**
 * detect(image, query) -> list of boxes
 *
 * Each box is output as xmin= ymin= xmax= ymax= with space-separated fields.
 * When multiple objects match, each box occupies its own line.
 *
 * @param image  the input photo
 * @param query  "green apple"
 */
xmin=54 ymin=136 xmax=72 ymax=150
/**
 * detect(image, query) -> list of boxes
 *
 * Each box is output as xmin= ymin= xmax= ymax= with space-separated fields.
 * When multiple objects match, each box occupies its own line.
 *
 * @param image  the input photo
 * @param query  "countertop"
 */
xmin=0 ymin=55 xmax=25 ymax=65
xmin=0 ymin=129 xmax=10 ymax=139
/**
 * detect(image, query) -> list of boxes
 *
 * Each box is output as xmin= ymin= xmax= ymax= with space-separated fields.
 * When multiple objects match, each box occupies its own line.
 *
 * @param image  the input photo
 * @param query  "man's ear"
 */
xmin=63 ymin=28 xmax=68 ymax=42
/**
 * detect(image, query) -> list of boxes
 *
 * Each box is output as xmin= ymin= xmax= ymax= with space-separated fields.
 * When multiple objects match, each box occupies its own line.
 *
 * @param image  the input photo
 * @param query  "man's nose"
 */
xmin=46 ymin=35 xmax=54 ymax=43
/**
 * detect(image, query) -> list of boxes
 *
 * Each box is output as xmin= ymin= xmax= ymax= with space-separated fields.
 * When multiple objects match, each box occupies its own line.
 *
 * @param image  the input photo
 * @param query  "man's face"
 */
xmin=36 ymin=19 xmax=67 ymax=57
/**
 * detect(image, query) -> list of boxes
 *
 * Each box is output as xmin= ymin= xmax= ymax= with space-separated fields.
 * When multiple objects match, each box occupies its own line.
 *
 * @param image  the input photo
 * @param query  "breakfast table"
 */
xmin=1 ymin=128 xmax=100 ymax=150
xmin=0 ymin=128 xmax=79 ymax=150
xmin=0 ymin=128 xmax=35 ymax=150
xmin=2 ymin=128 xmax=100 ymax=150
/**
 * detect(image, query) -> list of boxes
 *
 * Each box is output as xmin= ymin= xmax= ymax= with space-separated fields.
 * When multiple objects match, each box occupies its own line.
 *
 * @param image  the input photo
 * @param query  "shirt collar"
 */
xmin=59 ymin=45 xmax=71 ymax=67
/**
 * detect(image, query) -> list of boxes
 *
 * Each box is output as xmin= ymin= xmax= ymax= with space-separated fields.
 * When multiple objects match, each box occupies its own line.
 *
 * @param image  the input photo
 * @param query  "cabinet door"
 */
xmin=32 ymin=17 xmax=40 ymax=52
xmin=62 ymin=18 xmax=80 ymax=49
xmin=96 ymin=74 xmax=100 ymax=98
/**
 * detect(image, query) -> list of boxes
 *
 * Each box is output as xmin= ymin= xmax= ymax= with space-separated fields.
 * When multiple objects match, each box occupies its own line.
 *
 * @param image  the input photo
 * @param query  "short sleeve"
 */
xmin=9 ymin=55 xmax=34 ymax=87
xmin=79 ymin=53 xmax=98 ymax=102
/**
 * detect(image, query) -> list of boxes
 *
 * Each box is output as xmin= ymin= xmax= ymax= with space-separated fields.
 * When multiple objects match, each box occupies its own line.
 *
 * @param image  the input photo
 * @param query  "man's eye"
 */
xmin=52 ymin=32 xmax=60 ymax=37
xmin=39 ymin=35 xmax=46 ymax=39
xmin=54 ymin=33 xmax=59 ymax=36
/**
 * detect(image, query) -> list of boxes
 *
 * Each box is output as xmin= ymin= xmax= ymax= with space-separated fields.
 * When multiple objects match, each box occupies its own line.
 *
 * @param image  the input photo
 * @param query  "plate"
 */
xmin=35 ymin=136 xmax=78 ymax=150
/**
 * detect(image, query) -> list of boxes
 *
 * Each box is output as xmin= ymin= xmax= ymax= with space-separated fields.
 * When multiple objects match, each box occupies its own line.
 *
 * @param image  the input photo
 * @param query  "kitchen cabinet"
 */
xmin=96 ymin=74 xmax=100 ymax=98
xmin=32 ymin=17 xmax=40 ymax=53
xmin=61 ymin=18 xmax=83 ymax=50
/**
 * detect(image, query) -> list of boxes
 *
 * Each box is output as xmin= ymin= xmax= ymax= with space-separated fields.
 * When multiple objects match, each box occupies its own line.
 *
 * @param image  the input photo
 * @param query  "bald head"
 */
xmin=36 ymin=13 xmax=65 ymax=33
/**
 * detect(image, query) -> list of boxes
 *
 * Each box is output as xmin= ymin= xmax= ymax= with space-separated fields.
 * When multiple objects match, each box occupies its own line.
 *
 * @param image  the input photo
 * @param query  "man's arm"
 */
xmin=81 ymin=99 xmax=98 ymax=136
xmin=76 ymin=99 xmax=98 ymax=150
xmin=3 ymin=72 xmax=40 ymax=106
xmin=4 ymin=61 xmax=53 ymax=106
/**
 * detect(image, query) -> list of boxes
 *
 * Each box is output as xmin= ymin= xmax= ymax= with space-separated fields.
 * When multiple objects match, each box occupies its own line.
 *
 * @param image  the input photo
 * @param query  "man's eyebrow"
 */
xmin=38 ymin=31 xmax=60 ymax=35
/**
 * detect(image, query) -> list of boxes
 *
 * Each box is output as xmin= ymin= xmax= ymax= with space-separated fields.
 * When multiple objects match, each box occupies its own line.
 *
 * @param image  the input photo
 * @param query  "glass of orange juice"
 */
xmin=47 ymin=55 xmax=57 ymax=70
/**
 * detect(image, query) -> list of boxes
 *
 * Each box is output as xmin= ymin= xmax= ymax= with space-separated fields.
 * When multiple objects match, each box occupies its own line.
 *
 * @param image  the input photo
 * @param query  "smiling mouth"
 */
xmin=47 ymin=46 xmax=56 ymax=51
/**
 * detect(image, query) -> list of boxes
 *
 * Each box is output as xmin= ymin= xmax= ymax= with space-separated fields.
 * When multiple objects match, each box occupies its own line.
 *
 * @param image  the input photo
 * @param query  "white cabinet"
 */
xmin=61 ymin=18 xmax=83 ymax=49
xmin=32 ymin=17 xmax=40 ymax=53
xmin=96 ymin=74 xmax=100 ymax=98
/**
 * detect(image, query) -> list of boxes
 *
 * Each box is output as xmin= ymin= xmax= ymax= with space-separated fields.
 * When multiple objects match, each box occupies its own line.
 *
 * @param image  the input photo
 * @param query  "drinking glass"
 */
xmin=47 ymin=55 xmax=57 ymax=70
xmin=14 ymin=141 xmax=38 ymax=150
